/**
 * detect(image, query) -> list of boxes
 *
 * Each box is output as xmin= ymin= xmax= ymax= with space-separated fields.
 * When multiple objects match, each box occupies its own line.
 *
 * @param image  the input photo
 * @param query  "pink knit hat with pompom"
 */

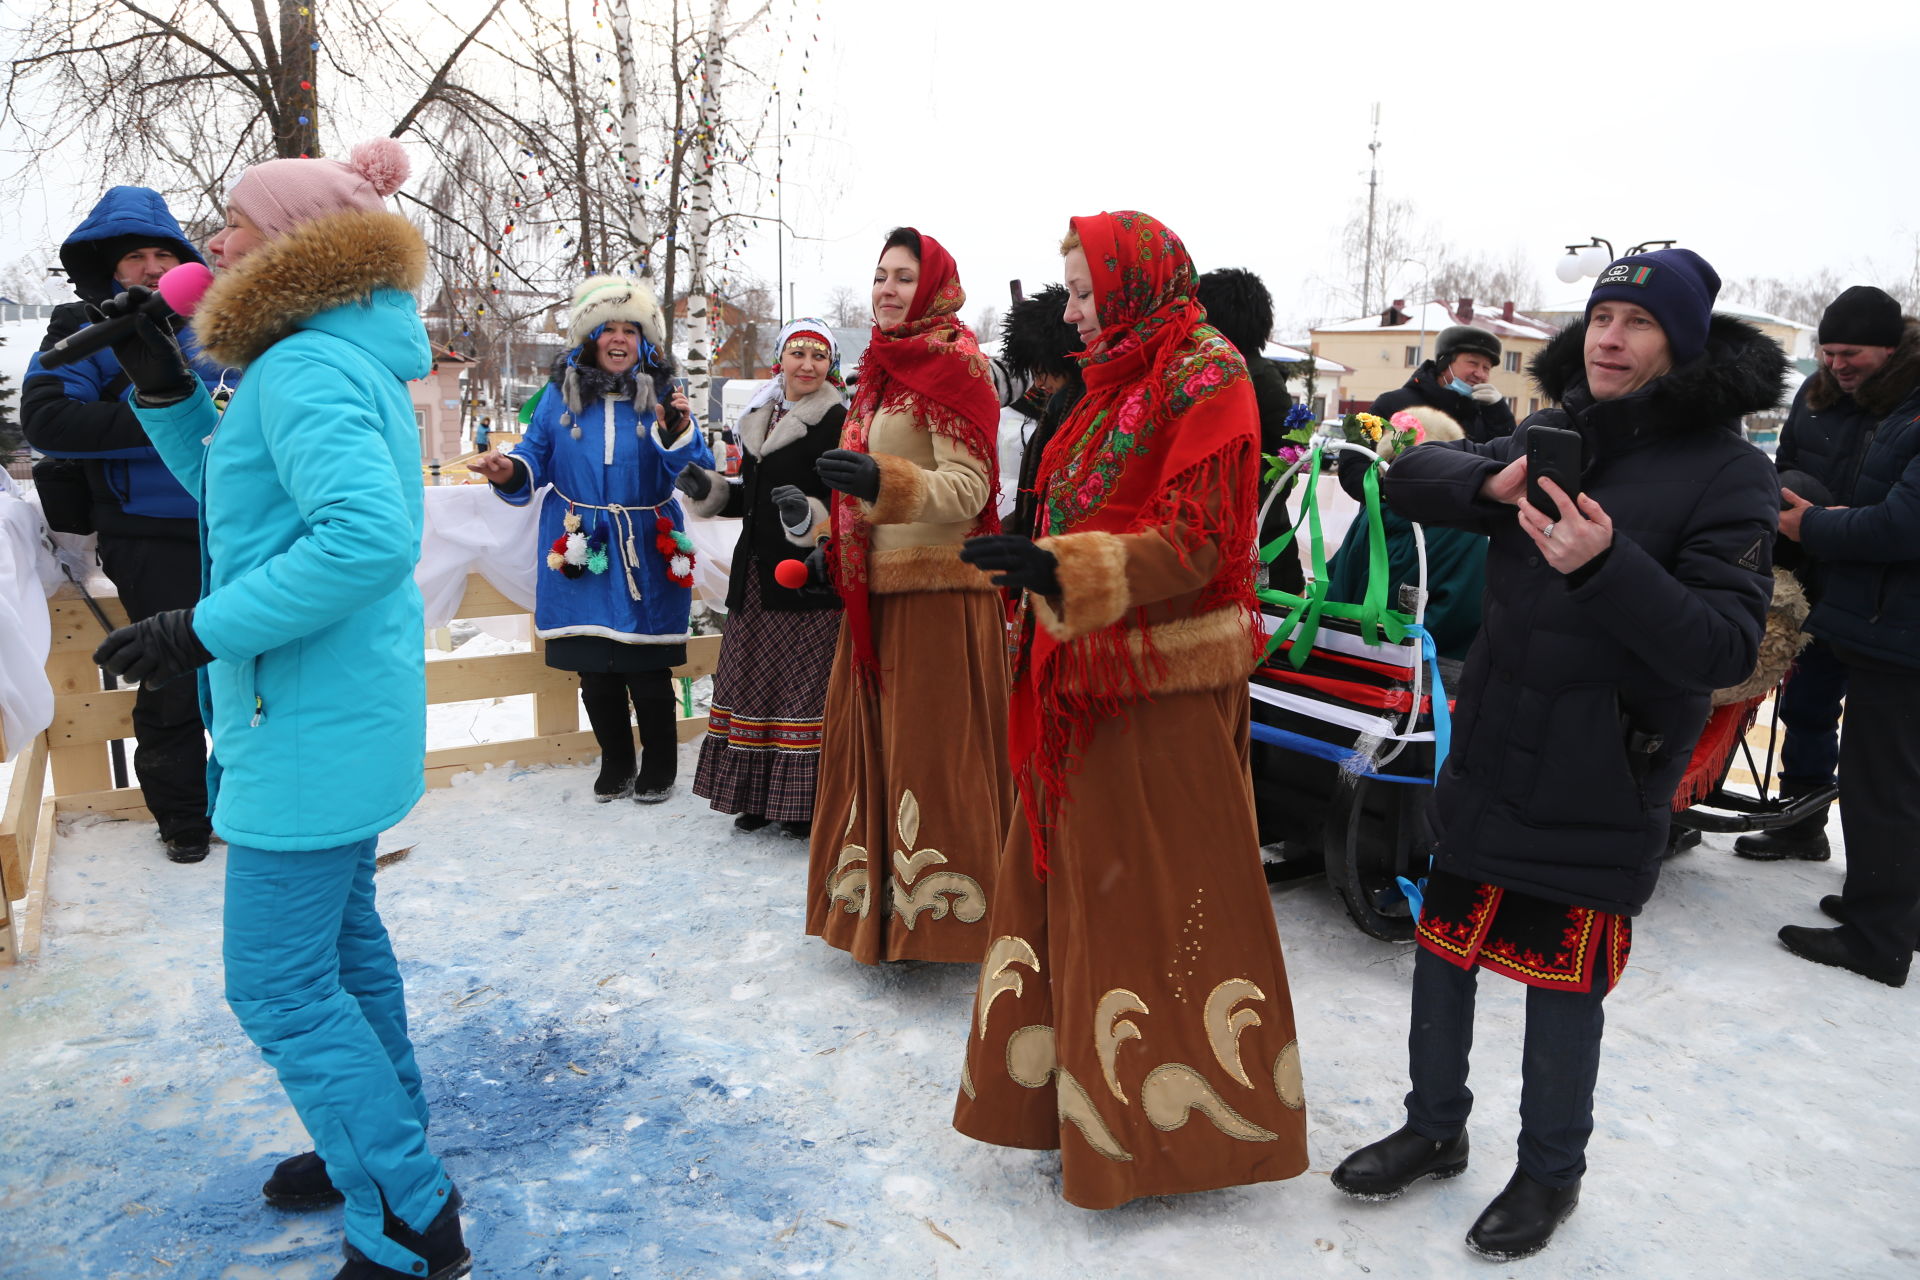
xmin=228 ymin=138 xmax=410 ymax=241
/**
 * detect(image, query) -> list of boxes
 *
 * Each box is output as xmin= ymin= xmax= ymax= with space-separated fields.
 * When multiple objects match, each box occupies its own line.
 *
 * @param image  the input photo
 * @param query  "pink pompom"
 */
xmin=350 ymin=138 xmax=411 ymax=197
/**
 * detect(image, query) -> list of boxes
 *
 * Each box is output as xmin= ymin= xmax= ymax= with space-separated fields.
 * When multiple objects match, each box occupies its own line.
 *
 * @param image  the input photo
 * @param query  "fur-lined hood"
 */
xmin=739 ymin=381 xmax=845 ymax=458
xmin=1807 ymin=316 xmax=1920 ymax=415
xmin=193 ymin=209 xmax=428 ymax=370
xmin=1529 ymin=312 xmax=1789 ymax=431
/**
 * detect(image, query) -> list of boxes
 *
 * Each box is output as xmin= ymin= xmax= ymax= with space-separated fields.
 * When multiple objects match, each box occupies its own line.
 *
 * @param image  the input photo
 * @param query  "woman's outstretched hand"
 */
xmin=960 ymin=534 xmax=1060 ymax=596
xmin=470 ymin=450 xmax=519 ymax=487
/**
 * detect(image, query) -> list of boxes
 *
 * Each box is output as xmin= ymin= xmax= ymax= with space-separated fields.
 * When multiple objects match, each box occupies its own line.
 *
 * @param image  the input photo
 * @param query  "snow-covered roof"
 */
xmin=1311 ymin=299 xmax=1554 ymax=341
xmin=1263 ymin=340 xmax=1350 ymax=374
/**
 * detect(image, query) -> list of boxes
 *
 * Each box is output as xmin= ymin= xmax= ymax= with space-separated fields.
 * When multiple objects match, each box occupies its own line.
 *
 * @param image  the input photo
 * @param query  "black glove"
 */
xmin=816 ymin=448 xmax=881 ymax=502
xmin=768 ymin=483 xmax=815 ymax=536
xmin=959 ymin=534 xmax=1060 ymax=596
xmin=803 ymin=539 xmax=836 ymax=596
xmin=94 ymin=608 xmax=215 ymax=688
xmin=673 ymin=463 xmax=713 ymax=502
xmin=95 ymin=286 xmax=198 ymax=405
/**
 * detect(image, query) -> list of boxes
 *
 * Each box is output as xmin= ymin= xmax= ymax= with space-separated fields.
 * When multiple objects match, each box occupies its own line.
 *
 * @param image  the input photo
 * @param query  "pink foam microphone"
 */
xmin=41 ymin=261 xmax=218 ymax=368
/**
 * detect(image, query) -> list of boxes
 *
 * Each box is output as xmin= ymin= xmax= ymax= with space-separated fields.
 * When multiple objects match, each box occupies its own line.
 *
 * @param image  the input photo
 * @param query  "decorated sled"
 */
xmin=1669 ymin=568 xmax=1836 ymax=836
xmin=1249 ymin=419 xmax=1454 ymax=941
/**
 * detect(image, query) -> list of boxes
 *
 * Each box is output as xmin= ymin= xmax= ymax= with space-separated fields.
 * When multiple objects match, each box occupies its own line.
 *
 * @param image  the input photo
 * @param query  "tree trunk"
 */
xmin=275 ymin=1 xmax=322 ymax=157
xmin=681 ymin=4 xmax=724 ymax=415
xmin=608 ymin=0 xmax=650 ymax=275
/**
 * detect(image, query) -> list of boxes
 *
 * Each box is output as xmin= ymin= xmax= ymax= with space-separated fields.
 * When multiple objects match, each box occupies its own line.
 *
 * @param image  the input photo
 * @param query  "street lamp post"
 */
xmin=1555 ymin=236 xmax=1679 ymax=285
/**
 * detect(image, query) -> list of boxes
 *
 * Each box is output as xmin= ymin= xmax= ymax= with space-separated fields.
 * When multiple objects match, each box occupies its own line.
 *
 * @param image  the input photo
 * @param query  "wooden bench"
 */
xmin=0 ymin=574 xmax=720 ymax=963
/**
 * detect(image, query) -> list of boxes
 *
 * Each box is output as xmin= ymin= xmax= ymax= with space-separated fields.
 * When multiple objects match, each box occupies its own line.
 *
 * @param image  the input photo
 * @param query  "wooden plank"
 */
xmin=15 ymin=797 xmax=56 ymax=961
xmin=48 ymin=687 xmax=137 ymax=746
xmin=426 ymin=650 xmax=580 ymax=704
xmin=1 ymin=732 xmax=49 ymax=911
xmin=424 ymin=730 xmax=599 ymax=787
xmin=53 ymin=786 xmax=151 ymax=819
xmin=46 ymin=586 xmax=129 ymax=654
xmin=422 ymin=714 xmax=708 ymax=787
xmin=452 ymin=575 xmax=529 ymax=621
xmin=678 ymin=634 xmax=723 ymax=683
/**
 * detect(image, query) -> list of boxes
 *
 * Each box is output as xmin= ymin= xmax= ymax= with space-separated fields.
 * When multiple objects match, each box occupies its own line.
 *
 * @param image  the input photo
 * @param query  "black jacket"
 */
xmin=1372 ymin=360 xmax=1517 ymax=444
xmin=1796 ymin=320 xmax=1920 ymax=672
xmin=1384 ymin=315 xmax=1785 ymax=915
xmin=1011 ymin=379 xmax=1083 ymax=538
xmin=690 ymin=384 xmax=846 ymax=613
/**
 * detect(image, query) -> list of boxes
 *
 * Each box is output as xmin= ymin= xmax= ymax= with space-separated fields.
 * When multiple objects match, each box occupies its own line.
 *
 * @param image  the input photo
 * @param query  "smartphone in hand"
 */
xmin=1524 ymin=424 xmax=1583 ymax=521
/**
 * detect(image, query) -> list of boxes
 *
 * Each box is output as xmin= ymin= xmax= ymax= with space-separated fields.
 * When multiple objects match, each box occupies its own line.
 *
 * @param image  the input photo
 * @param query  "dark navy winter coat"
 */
xmin=1383 ymin=316 xmax=1785 ymax=915
xmin=21 ymin=186 xmax=226 ymax=535
xmin=1797 ymin=321 xmax=1920 ymax=672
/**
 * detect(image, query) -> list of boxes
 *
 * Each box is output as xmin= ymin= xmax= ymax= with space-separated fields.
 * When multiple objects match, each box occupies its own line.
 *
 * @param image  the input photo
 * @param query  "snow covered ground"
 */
xmin=3 ymin=663 xmax=1918 ymax=1278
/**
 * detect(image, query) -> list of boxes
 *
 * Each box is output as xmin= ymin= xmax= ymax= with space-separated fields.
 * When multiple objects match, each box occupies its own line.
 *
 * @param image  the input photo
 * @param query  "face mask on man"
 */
xmin=1448 ymin=377 xmax=1476 ymax=396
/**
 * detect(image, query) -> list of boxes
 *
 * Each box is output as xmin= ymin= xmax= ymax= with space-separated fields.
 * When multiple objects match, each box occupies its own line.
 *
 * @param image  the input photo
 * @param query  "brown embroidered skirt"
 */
xmin=1415 ymin=869 xmax=1632 ymax=996
xmin=803 ymin=589 xmax=1012 ymax=964
xmin=952 ymin=685 xmax=1309 ymax=1210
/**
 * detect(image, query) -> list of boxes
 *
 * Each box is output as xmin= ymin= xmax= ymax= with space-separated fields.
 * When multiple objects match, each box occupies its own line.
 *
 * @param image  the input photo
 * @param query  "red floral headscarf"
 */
xmin=1014 ymin=210 xmax=1262 ymax=876
xmin=832 ymin=230 xmax=1000 ymax=686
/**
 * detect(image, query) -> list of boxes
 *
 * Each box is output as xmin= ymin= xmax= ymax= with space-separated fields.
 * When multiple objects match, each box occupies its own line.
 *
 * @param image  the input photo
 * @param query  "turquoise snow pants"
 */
xmin=224 ymin=836 xmax=453 ymax=1274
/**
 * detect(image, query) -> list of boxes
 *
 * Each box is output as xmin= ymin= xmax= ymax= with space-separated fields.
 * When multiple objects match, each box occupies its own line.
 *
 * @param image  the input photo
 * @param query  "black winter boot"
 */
xmin=734 ymin=813 xmax=772 ymax=832
xmin=333 ymin=1185 xmax=471 ymax=1279
xmin=263 ymin=1149 xmax=343 ymax=1209
xmin=1734 ymin=777 xmax=1832 ymax=861
xmin=1331 ymin=1124 xmax=1469 ymax=1201
xmin=163 ymin=828 xmax=212 ymax=864
xmin=632 ymin=686 xmax=679 ymax=804
xmin=1820 ymin=894 xmax=1848 ymax=924
xmin=579 ymin=674 xmax=637 ymax=802
xmin=1465 ymin=1168 xmax=1580 ymax=1262
xmin=1778 ymin=924 xmax=1909 ymax=987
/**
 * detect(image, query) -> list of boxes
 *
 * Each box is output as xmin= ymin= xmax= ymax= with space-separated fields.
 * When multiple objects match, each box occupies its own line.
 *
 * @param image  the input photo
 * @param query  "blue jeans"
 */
xmin=1779 ymin=639 xmax=1848 ymax=786
xmin=1403 ymin=946 xmax=1607 ymax=1188
xmin=224 ymin=837 xmax=451 ymax=1273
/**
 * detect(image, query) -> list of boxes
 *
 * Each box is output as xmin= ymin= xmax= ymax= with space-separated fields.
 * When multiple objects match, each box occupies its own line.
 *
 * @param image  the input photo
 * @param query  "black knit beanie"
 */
xmin=1586 ymin=248 xmax=1720 ymax=367
xmin=1818 ymin=286 xmax=1903 ymax=347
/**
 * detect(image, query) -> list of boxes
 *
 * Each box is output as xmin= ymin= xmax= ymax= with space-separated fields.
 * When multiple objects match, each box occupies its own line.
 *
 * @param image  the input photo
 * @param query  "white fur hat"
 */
xmin=567 ymin=275 xmax=666 ymax=349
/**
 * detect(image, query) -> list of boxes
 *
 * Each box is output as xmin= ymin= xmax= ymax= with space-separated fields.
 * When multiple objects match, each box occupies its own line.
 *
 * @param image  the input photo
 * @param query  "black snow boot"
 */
xmin=579 ymin=674 xmax=637 ymax=802
xmin=163 ymin=828 xmax=212 ymax=864
xmin=1778 ymin=924 xmax=1909 ymax=987
xmin=734 ymin=813 xmax=772 ymax=832
xmin=778 ymin=820 xmax=812 ymax=840
xmin=632 ymin=692 xmax=679 ymax=804
xmin=1465 ymin=1168 xmax=1580 ymax=1262
xmin=263 ymin=1149 xmax=344 ymax=1209
xmin=1820 ymin=894 xmax=1847 ymax=924
xmin=1331 ymin=1124 xmax=1469 ymax=1201
xmin=334 ymin=1185 xmax=471 ymax=1280
xmin=1734 ymin=776 xmax=1832 ymax=861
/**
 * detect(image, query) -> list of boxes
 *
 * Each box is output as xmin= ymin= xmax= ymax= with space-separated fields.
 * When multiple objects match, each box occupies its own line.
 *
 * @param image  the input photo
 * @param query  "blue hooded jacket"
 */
xmin=133 ymin=209 xmax=434 ymax=851
xmin=22 ymin=186 xmax=228 ymax=526
xmin=497 ymin=349 xmax=712 ymax=645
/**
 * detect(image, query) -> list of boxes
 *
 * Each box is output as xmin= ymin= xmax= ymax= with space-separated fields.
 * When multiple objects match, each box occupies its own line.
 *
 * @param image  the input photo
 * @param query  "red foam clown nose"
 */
xmin=773 ymin=559 xmax=810 ymax=590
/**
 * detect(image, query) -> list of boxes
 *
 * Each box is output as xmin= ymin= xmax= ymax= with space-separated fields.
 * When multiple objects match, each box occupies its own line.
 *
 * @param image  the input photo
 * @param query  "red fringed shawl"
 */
xmin=833 ymin=229 xmax=1000 ymax=685
xmin=1012 ymin=210 xmax=1263 ymax=876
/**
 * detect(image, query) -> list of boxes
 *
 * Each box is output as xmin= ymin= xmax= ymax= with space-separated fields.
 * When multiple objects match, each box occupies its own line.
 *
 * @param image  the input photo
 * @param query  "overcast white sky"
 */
xmin=5 ymin=0 xmax=1918 ymax=335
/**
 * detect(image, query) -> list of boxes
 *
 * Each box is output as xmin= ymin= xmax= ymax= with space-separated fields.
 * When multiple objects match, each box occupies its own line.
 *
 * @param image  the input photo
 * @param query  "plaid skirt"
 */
xmin=691 ymin=568 xmax=841 ymax=822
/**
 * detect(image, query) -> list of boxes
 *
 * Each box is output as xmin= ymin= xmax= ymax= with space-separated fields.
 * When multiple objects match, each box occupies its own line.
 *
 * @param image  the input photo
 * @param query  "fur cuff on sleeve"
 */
xmin=686 ymin=469 xmax=731 ymax=518
xmin=862 ymin=453 xmax=929 ymax=525
xmin=784 ymin=495 xmax=831 ymax=547
xmin=1031 ymin=531 xmax=1131 ymax=641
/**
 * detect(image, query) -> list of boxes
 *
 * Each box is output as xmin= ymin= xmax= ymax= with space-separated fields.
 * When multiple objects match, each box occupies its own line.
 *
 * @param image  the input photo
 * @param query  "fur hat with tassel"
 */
xmin=555 ymin=274 xmax=677 ymax=441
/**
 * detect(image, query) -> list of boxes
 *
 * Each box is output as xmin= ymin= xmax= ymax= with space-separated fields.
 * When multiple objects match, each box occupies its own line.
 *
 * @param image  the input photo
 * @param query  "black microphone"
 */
xmin=40 ymin=263 xmax=215 ymax=370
